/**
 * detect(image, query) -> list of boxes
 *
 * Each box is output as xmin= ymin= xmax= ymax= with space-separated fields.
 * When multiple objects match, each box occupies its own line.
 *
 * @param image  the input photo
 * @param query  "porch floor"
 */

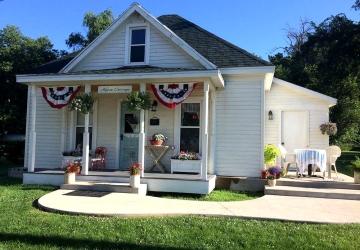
xmin=32 ymin=169 xmax=213 ymax=180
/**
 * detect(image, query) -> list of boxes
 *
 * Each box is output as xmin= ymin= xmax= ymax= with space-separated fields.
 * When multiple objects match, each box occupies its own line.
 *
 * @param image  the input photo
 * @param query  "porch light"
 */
xmin=268 ymin=110 xmax=273 ymax=120
xmin=151 ymin=100 xmax=158 ymax=112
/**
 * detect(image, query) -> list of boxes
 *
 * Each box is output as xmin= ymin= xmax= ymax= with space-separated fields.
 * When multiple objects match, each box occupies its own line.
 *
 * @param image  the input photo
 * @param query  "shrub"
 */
xmin=351 ymin=157 xmax=360 ymax=172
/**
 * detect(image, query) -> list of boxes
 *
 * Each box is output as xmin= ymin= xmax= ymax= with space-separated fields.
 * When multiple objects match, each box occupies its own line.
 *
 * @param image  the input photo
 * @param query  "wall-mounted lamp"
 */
xmin=151 ymin=100 xmax=158 ymax=112
xmin=268 ymin=110 xmax=273 ymax=120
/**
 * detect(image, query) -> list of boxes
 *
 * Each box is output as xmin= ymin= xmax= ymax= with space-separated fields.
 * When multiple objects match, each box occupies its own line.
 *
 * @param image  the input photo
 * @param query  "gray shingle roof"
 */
xmin=158 ymin=15 xmax=271 ymax=67
xmin=31 ymin=14 xmax=271 ymax=74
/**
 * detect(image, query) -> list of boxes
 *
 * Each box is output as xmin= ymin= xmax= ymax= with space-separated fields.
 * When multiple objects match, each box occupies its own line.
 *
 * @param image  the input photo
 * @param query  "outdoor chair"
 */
xmin=90 ymin=147 xmax=107 ymax=171
xmin=326 ymin=145 xmax=341 ymax=178
xmin=278 ymin=144 xmax=299 ymax=177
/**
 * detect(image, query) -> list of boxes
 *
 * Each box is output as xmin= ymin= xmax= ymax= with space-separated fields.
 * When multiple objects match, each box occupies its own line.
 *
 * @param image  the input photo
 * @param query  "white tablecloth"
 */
xmin=295 ymin=149 xmax=327 ymax=175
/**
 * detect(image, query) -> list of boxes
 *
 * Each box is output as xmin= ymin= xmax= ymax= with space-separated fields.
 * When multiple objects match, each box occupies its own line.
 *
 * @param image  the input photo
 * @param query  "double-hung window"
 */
xmin=129 ymin=27 xmax=147 ymax=64
xmin=75 ymin=112 xmax=93 ymax=150
xmin=180 ymin=103 xmax=201 ymax=153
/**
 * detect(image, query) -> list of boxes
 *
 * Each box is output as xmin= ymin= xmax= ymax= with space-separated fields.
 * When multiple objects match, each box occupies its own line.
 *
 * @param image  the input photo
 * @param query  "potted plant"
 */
xmin=64 ymin=162 xmax=81 ymax=184
xmin=129 ymin=163 xmax=142 ymax=188
xmin=70 ymin=93 xmax=94 ymax=114
xmin=150 ymin=133 xmax=167 ymax=146
xmin=320 ymin=122 xmax=337 ymax=136
xmin=267 ymin=175 xmax=276 ymax=187
xmin=268 ymin=166 xmax=282 ymax=179
xmin=125 ymin=91 xmax=151 ymax=111
xmin=352 ymin=157 xmax=360 ymax=184
xmin=264 ymin=144 xmax=281 ymax=168
xmin=170 ymin=151 xmax=202 ymax=174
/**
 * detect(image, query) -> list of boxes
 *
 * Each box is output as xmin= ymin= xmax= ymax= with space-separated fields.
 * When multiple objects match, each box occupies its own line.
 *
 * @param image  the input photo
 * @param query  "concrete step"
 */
xmin=61 ymin=181 xmax=147 ymax=195
xmin=265 ymin=185 xmax=360 ymax=200
xmin=276 ymin=179 xmax=360 ymax=190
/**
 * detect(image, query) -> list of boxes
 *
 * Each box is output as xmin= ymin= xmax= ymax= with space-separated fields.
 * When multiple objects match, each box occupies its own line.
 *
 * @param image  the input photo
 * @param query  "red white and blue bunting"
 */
xmin=41 ymin=86 xmax=80 ymax=109
xmin=151 ymin=83 xmax=197 ymax=109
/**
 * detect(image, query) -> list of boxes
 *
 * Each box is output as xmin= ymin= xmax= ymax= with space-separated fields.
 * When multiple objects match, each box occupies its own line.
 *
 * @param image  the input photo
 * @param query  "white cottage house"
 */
xmin=16 ymin=3 xmax=336 ymax=194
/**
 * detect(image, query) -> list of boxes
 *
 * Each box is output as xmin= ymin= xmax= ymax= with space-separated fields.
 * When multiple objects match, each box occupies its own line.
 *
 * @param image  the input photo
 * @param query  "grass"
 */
xmin=0 ymin=176 xmax=360 ymax=249
xmin=149 ymin=190 xmax=262 ymax=201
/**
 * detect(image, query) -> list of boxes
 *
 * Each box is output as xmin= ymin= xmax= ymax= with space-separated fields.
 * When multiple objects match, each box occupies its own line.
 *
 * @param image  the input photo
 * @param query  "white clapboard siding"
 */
xmin=72 ymin=13 xmax=202 ymax=72
xmin=215 ymin=77 xmax=263 ymax=177
xmin=96 ymin=95 xmax=119 ymax=169
xmin=31 ymin=88 xmax=63 ymax=169
xmin=265 ymin=82 xmax=330 ymax=148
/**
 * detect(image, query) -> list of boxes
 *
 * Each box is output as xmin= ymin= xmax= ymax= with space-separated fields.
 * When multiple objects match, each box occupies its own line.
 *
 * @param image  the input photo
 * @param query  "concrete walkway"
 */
xmin=37 ymin=189 xmax=360 ymax=224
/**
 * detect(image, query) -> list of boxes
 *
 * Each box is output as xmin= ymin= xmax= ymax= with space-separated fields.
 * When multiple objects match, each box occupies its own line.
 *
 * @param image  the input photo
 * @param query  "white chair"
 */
xmin=278 ymin=144 xmax=299 ymax=177
xmin=326 ymin=145 xmax=341 ymax=178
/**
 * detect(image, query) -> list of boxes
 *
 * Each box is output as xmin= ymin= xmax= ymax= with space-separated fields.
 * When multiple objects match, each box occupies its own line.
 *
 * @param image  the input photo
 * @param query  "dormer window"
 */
xmin=126 ymin=25 xmax=149 ymax=65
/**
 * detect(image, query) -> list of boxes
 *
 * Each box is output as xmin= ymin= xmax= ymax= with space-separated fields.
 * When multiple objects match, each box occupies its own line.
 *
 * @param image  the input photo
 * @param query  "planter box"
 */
xmin=170 ymin=159 xmax=202 ymax=174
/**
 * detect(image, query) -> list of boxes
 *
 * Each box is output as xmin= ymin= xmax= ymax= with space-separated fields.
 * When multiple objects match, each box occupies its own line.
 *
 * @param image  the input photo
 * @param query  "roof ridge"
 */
xmin=158 ymin=14 xmax=271 ymax=66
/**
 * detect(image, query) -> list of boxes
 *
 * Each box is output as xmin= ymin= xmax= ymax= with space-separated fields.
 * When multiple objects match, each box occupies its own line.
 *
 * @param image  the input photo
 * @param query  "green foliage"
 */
xmin=351 ymin=157 xmax=360 ymax=171
xmin=70 ymin=93 xmax=94 ymax=114
xmin=66 ymin=9 xmax=114 ymax=50
xmin=125 ymin=91 xmax=151 ymax=111
xmin=269 ymin=15 xmax=360 ymax=148
xmin=0 ymin=25 xmax=61 ymax=136
xmin=264 ymin=144 xmax=280 ymax=166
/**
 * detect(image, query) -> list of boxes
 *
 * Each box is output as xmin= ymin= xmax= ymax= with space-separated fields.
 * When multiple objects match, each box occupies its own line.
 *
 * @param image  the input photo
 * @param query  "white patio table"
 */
xmin=294 ymin=149 xmax=327 ymax=176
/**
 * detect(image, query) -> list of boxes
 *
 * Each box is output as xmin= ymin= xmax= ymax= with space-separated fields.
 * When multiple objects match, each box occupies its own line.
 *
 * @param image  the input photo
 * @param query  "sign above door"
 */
xmin=98 ymin=85 xmax=132 ymax=94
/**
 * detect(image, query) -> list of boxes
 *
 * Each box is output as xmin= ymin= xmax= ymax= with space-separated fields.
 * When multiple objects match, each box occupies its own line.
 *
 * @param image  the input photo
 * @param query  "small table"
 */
xmin=145 ymin=145 xmax=174 ymax=173
xmin=295 ymin=149 xmax=327 ymax=176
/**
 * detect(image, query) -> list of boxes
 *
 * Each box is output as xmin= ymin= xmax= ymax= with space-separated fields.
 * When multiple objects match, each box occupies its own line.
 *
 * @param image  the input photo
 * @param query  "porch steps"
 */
xmin=61 ymin=181 xmax=147 ymax=195
xmin=265 ymin=185 xmax=360 ymax=200
xmin=276 ymin=179 xmax=360 ymax=190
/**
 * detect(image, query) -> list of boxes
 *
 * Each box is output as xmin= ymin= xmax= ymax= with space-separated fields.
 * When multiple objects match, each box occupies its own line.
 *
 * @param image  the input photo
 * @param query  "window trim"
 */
xmin=124 ymin=23 xmax=150 ymax=65
xmin=174 ymin=98 xmax=203 ymax=154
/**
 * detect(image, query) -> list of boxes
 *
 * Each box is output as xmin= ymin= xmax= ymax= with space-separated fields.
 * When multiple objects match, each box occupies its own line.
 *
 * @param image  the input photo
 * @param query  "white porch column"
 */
xmin=138 ymin=83 xmax=146 ymax=177
xmin=201 ymin=81 xmax=210 ymax=180
xmin=28 ymin=85 xmax=37 ymax=172
xmin=208 ymin=90 xmax=216 ymax=175
xmin=81 ymin=85 xmax=91 ymax=175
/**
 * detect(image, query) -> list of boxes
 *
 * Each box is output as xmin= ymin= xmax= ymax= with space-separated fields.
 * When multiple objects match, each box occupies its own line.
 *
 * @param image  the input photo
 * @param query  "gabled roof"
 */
xmin=272 ymin=78 xmax=337 ymax=107
xmin=60 ymin=3 xmax=216 ymax=73
xmin=158 ymin=15 xmax=271 ymax=68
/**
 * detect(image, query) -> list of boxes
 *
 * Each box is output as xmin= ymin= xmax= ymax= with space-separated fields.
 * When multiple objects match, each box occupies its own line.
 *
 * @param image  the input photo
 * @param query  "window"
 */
xmin=75 ymin=112 xmax=93 ymax=150
xmin=129 ymin=28 xmax=146 ymax=63
xmin=180 ymin=103 xmax=200 ymax=153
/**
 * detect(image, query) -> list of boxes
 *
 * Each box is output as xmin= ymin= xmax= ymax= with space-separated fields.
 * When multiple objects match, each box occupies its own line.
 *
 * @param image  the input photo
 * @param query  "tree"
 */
xmin=269 ymin=15 xmax=360 ymax=148
xmin=66 ymin=9 xmax=114 ymax=50
xmin=353 ymin=0 xmax=360 ymax=10
xmin=0 ymin=25 xmax=62 ymax=136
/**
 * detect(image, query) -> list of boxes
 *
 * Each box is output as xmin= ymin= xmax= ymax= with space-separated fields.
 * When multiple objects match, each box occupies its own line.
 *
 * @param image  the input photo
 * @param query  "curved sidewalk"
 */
xmin=38 ymin=189 xmax=360 ymax=224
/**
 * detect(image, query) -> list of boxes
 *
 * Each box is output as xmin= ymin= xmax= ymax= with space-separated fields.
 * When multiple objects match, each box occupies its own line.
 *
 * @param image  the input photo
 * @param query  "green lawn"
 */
xmin=1 ymin=177 xmax=360 ymax=249
xmin=149 ymin=190 xmax=262 ymax=201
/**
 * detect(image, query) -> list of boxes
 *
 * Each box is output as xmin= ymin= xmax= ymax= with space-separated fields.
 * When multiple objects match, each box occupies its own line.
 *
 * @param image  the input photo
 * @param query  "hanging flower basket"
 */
xmin=70 ymin=93 xmax=94 ymax=114
xmin=125 ymin=91 xmax=151 ymax=111
xmin=320 ymin=122 xmax=337 ymax=136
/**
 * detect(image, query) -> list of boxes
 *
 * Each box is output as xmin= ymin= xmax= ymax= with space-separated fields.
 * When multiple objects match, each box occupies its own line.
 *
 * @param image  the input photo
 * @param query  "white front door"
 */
xmin=281 ymin=111 xmax=309 ymax=153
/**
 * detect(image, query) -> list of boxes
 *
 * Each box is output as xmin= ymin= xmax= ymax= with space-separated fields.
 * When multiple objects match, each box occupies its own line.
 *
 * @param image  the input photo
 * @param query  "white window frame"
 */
xmin=174 ymin=97 xmax=203 ymax=154
xmin=124 ymin=23 xmax=150 ymax=65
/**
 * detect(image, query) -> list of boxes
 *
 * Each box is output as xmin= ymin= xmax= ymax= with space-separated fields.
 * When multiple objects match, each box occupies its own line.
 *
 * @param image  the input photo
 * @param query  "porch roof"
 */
xmin=16 ymin=67 xmax=225 ymax=88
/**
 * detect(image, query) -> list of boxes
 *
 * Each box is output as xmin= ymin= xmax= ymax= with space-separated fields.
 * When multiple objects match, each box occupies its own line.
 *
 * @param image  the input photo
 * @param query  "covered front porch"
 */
xmin=21 ymin=69 xmax=224 ymax=194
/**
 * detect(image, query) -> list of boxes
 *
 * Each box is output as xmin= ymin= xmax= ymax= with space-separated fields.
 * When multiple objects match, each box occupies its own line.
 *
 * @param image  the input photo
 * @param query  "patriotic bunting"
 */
xmin=151 ymin=83 xmax=197 ymax=109
xmin=41 ymin=86 xmax=80 ymax=109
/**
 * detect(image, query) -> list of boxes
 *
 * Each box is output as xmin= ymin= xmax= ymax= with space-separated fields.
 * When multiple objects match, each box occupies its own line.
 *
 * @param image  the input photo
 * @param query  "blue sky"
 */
xmin=0 ymin=0 xmax=358 ymax=60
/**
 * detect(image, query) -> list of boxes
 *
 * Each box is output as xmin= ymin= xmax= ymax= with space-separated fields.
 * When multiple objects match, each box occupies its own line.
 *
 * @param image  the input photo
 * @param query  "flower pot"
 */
xmin=268 ymin=179 xmax=276 ymax=187
xmin=130 ymin=174 xmax=140 ymax=188
xmin=150 ymin=140 xmax=164 ymax=146
xmin=354 ymin=170 xmax=360 ymax=184
xmin=64 ymin=173 xmax=76 ymax=184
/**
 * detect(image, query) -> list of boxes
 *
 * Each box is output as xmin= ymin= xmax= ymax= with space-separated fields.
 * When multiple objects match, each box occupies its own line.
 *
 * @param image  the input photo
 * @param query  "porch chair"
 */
xmin=326 ymin=145 xmax=341 ymax=178
xmin=278 ymin=144 xmax=299 ymax=177
xmin=90 ymin=147 xmax=107 ymax=171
